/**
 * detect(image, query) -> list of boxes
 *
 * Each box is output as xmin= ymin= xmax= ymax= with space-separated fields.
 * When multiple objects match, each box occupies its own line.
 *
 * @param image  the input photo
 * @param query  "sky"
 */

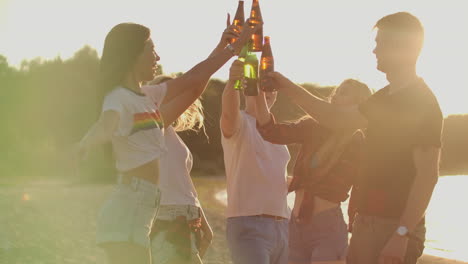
xmin=1 ymin=0 xmax=467 ymax=116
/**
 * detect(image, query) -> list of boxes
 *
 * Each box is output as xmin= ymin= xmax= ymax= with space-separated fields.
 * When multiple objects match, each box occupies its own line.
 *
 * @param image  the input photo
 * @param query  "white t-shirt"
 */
xmin=102 ymin=84 xmax=167 ymax=172
xmin=140 ymin=84 xmax=200 ymax=207
xmin=221 ymin=111 xmax=291 ymax=219
xmin=158 ymin=127 xmax=201 ymax=207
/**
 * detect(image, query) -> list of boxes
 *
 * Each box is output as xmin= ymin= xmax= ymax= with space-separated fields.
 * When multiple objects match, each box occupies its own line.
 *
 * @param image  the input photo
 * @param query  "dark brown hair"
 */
xmin=99 ymin=23 xmax=150 ymax=95
xmin=374 ymin=12 xmax=424 ymax=54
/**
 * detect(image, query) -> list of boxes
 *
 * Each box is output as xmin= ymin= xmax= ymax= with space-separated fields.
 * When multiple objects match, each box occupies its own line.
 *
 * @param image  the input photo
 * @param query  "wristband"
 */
xmin=226 ymin=44 xmax=236 ymax=56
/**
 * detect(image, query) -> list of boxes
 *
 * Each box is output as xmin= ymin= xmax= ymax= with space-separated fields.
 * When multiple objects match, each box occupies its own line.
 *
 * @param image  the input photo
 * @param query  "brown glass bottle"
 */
xmin=229 ymin=1 xmax=245 ymax=44
xmin=249 ymin=0 xmax=263 ymax=52
xmin=260 ymin=36 xmax=275 ymax=92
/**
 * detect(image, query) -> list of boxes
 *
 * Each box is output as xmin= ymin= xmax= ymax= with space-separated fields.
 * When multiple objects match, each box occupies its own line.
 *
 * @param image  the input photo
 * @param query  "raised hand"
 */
xmin=229 ymin=59 xmax=244 ymax=84
xmin=230 ymin=18 xmax=262 ymax=55
xmin=220 ymin=13 xmax=241 ymax=46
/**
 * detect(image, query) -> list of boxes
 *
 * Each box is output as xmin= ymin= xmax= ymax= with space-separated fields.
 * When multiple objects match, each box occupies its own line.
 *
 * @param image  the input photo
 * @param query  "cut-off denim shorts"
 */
xmin=151 ymin=204 xmax=201 ymax=264
xmin=96 ymin=176 xmax=161 ymax=249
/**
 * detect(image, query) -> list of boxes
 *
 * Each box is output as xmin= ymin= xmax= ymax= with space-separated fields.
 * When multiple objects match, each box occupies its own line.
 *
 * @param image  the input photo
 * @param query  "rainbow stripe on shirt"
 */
xmin=130 ymin=111 xmax=164 ymax=135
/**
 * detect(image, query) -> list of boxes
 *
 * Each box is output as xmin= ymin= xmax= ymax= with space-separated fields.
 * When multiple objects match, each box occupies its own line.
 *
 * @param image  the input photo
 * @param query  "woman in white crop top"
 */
xmin=75 ymin=21 xmax=260 ymax=264
xmin=145 ymin=75 xmax=212 ymax=264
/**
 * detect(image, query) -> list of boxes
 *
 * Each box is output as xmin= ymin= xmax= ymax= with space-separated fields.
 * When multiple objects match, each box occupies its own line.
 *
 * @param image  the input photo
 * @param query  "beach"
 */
xmin=1 ymin=176 xmax=466 ymax=264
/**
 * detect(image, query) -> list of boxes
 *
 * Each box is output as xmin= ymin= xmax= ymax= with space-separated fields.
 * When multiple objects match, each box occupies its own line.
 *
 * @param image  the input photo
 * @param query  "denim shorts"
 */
xmin=289 ymin=207 xmax=348 ymax=263
xmin=96 ymin=176 xmax=161 ymax=249
xmin=151 ymin=205 xmax=201 ymax=264
xmin=347 ymin=214 xmax=426 ymax=264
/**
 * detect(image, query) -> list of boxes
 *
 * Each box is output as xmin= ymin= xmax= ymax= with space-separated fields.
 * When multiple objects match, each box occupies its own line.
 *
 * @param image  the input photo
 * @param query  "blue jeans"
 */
xmin=226 ymin=216 xmax=289 ymax=264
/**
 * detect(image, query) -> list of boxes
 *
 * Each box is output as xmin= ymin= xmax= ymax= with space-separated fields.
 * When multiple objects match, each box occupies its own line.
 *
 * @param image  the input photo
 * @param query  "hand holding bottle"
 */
xmin=220 ymin=14 xmax=241 ymax=46
xmin=230 ymin=18 xmax=263 ymax=55
xmin=229 ymin=60 xmax=245 ymax=86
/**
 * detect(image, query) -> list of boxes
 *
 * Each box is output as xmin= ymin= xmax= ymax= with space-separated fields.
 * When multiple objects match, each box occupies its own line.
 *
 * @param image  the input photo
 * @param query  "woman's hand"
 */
xmin=219 ymin=13 xmax=241 ymax=46
xmin=230 ymin=18 xmax=262 ymax=55
xmin=198 ymin=217 xmax=213 ymax=258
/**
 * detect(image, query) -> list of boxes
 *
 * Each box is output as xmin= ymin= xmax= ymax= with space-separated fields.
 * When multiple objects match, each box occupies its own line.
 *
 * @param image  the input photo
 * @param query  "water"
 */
xmin=215 ymin=175 xmax=468 ymax=262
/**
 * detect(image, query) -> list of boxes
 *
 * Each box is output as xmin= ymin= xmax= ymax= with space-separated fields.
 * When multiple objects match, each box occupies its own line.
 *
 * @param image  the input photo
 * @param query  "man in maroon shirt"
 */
xmin=264 ymin=12 xmax=443 ymax=264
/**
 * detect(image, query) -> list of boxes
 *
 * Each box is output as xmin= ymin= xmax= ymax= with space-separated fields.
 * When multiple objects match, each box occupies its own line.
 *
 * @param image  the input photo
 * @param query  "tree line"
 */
xmin=0 ymin=46 xmax=466 ymax=182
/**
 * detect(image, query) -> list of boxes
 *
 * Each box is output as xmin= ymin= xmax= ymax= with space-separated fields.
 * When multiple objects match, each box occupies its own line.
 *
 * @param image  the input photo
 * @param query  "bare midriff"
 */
xmin=313 ymin=196 xmax=339 ymax=216
xmin=121 ymin=159 xmax=160 ymax=185
xmin=293 ymin=191 xmax=339 ymax=219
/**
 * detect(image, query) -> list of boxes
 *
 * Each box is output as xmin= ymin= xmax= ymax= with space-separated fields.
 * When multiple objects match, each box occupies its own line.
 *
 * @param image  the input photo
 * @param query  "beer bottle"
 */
xmin=243 ymin=46 xmax=259 ymax=96
xmin=234 ymin=44 xmax=250 ymax=90
xmin=249 ymin=0 xmax=263 ymax=52
xmin=260 ymin=36 xmax=275 ymax=92
xmin=229 ymin=1 xmax=245 ymax=44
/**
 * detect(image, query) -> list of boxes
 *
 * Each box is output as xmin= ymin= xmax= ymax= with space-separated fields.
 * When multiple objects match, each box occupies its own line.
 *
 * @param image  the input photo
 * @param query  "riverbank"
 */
xmin=202 ymin=176 xmax=468 ymax=264
xmin=0 ymin=176 xmax=466 ymax=263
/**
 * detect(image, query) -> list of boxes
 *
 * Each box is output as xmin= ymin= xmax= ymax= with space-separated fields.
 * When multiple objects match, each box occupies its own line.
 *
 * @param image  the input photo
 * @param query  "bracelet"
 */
xmin=226 ymin=44 xmax=236 ymax=56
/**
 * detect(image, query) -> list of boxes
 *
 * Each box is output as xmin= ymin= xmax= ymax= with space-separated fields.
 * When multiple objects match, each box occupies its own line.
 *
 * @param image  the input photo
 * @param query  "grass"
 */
xmin=1 ymin=176 xmax=465 ymax=264
xmin=0 ymin=176 xmax=231 ymax=264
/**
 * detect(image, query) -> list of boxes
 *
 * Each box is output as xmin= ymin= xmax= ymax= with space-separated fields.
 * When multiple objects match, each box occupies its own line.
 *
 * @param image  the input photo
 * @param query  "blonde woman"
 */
xmin=255 ymin=79 xmax=372 ymax=264
xmin=143 ymin=75 xmax=210 ymax=264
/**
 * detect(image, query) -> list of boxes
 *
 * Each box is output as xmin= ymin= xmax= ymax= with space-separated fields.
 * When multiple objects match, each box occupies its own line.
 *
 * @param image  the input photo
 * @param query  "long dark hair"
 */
xmin=99 ymin=23 xmax=151 ymax=96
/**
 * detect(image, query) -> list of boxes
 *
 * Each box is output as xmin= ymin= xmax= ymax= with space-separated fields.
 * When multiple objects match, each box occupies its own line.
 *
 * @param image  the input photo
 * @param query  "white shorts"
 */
xmin=96 ymin=177 xmax=161 ymax=249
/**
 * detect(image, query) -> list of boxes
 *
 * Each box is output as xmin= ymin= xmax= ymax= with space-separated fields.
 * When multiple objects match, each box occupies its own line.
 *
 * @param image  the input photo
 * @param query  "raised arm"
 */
xmin=154 ymin=24 xmax=241 ymax=128
xmin=254 ymin=90 xmax=271 ymax=126
xmin=255 ymin=90 xmax=320 ymax=145
xmin=267 ymin=72 xmax=368 ymax=130
xmin=148 ymin=21 xmax=259 ymax=128
xmin=220 ymin=60 xmax=243 ymax=138
xmin=76 ymin=110 xmax=119 ymax=158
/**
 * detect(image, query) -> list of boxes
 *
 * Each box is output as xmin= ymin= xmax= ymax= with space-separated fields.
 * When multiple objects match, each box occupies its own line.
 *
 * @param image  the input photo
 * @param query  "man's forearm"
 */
xmin=400 ymin=148 xmax=440 ymax=231
xmin=399 ymin=173 xmax=438 ymax=231
xmin=280 ymin=82 xmax=341 ymax=128
xmin=280 ymin=80 xmax=365 ymax=129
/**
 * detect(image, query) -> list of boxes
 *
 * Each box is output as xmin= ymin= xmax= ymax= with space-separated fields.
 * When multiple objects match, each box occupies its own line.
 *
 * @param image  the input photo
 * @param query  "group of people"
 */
xmin=77 ymin=10 xmax=443 ymax=264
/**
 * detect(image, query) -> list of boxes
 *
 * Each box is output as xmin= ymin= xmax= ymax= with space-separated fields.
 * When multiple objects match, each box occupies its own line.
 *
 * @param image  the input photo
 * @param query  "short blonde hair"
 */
xmin=148 ymin=75 xmax=205 ymax=132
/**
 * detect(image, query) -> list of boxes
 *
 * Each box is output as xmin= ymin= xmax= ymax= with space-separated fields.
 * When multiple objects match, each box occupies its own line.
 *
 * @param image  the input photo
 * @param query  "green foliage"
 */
xmin=440 ymin=115 xmax=468 ymax=175
xmin=0 ymin=46 xmax=466 ymax=182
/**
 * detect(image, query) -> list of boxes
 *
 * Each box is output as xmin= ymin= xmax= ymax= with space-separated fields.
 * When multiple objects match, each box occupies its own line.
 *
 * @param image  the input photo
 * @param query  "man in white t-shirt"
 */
xmin=220 ymin=60 xmax=291 ymax=264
